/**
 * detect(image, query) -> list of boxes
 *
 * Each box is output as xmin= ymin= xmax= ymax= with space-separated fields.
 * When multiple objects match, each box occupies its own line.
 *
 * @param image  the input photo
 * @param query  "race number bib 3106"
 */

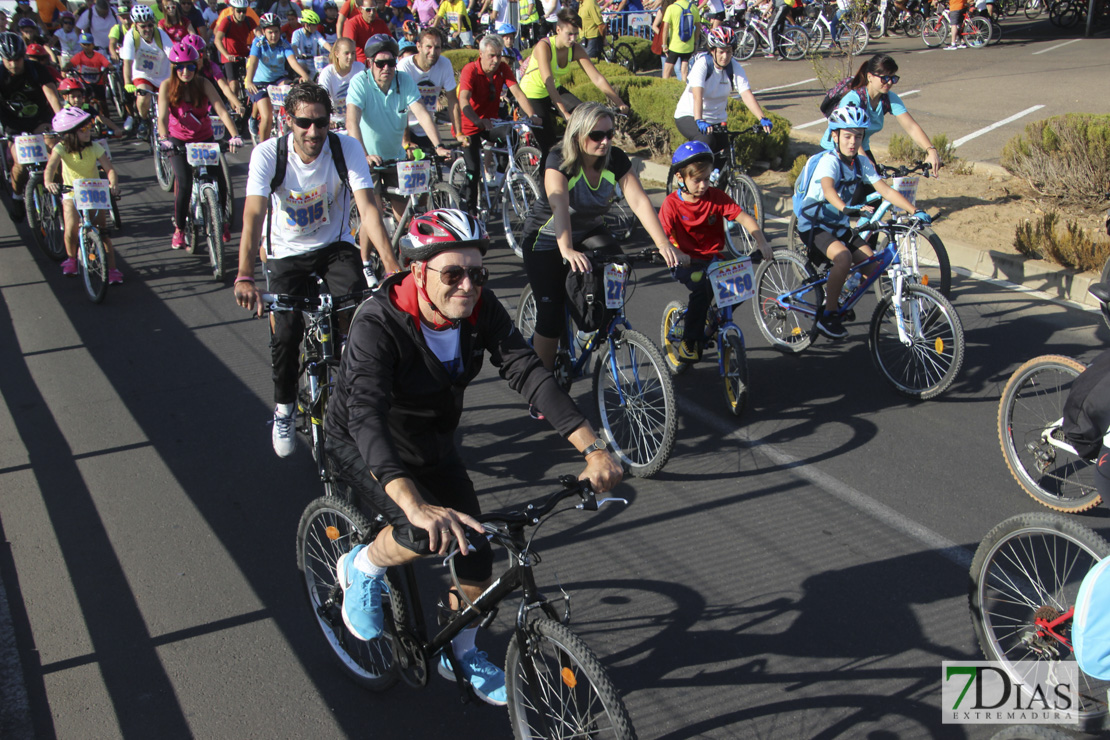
xmin=707 ymin=257 xmax=755 ymax=307
xmin=281 ymin=184 xmax=329 ymax=235
xmin=604 ymin=263 xmax=629 ymax=309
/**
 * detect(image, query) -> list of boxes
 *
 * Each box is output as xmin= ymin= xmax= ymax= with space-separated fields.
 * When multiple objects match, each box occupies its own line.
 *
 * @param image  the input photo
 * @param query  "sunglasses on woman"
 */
xmin=174 ymin=62 xmax=197 ymax=72
xmin=425 ymin=264 xmax=489 ymax=287
xmin=587 ymin=128 xmax=614 ymax=143
xmin=877 ymin=74 xmax=899 ymax=85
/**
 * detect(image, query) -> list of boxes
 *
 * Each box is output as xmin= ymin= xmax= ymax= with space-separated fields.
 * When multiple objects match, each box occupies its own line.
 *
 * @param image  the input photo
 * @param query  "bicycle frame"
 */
xmin=471 ymin=120 xmax=534 ymax=215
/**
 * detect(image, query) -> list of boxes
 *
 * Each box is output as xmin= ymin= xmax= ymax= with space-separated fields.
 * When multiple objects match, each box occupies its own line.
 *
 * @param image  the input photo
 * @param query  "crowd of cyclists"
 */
xmin=0 ymin=0 xmax=952 ymax=711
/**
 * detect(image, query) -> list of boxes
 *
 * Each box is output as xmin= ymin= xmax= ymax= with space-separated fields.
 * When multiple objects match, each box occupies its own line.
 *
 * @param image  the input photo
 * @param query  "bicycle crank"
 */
xmin=394 ymin=628 xmax=430 ymax=687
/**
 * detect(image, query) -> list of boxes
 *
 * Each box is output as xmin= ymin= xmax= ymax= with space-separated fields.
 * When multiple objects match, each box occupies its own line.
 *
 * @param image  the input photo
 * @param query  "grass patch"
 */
xmin=1014 ymin=211 xmax=1110 ymax=273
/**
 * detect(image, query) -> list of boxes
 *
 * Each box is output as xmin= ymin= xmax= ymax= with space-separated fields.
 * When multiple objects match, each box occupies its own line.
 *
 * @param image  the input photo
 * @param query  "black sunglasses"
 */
xmin=425 ymin=264 xmax=489 ymax=288
xmin=587 ymin=128 xmax=614 ymax=143
xmin=291 ymin=115 xmax=330 ymax=129
xmin=174 ymin=62 xmax=197 ymax=72
xmin=373 ymin=58 xmax=396 ymax=68
xmin=876 ymin=74 xmax=899 ymax=84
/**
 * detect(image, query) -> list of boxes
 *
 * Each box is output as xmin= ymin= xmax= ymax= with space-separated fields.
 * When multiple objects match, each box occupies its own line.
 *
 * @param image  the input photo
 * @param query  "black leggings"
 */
xmin=675 ymin=116 xmax=729 ymax=152
xmin=520 ymin=225 xmax=614 ymax=339
xmin=169 ymin=137 xmax=229 ymax=232
xmin=527 ymin=91 xmax=563 ymax=161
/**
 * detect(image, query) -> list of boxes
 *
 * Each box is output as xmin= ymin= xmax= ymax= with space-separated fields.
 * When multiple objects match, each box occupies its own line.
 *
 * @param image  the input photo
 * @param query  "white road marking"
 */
xmin=918 ymin=48 xmax=938 ymax=53
xmin=1032 ymin=38 xmax=1081 ymax=55
xmin=754 ymin=77 xmax=818 ymax=94
xmin=791 ymin=91 xmax=921 ymax=130
xmin=953 ymin=105 xmax=1045 ymax=147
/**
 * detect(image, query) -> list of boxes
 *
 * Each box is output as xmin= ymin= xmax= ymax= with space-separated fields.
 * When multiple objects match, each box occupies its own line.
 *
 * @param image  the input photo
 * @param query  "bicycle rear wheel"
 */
xmin=752 ymin=249 xmax=818 ymax=353
xmin=721 ymin=330 xmax=749 ymax=417
xmin=1025 ymin=0 xmax=1044 ymax=17
xmin=725 ymin=173 xmax=763 ymax=257
xmin=203 ymin=186 xmax=225 ymax=281
xmin=26 ymin=173 xmax=65 ymax=261
xmin=921 ymin=14 xmax=949 ymax=45
xmin=501 ymin=171 xmax=541 ymax=259
xmin=868 ymin=282 xmax=964 ymax=399
xmin=965 ymin=16 xmax=991 ymax=46
xmin=79 ymin=227 xmax=108 ymax=304
xmin=873 ymin=226 xmax=952 ymax=300
xmin=779 ymin=26 xmax=809 ymax=59
xmin=969 ymin=512 xmax=1110 ymax=732
xmin=296 ymin=496 xmax=401 ymax=691
xmin=592 ymin=329 xmax=677 ymax=478
xmin=997 ymin=355 xmax=1100 ymax=512
xmin=659 ymin=300 xmax=691 ymax=376
xmin=505 ymin=618 xmax=637 ymax=740
xmin=613 ymin=42 xmax=638 ymax=74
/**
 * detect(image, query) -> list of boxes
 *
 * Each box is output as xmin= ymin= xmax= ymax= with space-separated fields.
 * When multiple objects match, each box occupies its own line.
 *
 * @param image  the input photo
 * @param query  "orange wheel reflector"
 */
xmin=921 ymin=274 xmax=929 ymax=286
xmin=790 ymin=327 xmax=802 ymax=336
xmin=561 ymin=667 xmax=578 ymax=688
xmin=935 ymin=338 xmax=945 ymax=354
xmin=325 ymin=526 xmax=341 ymax=541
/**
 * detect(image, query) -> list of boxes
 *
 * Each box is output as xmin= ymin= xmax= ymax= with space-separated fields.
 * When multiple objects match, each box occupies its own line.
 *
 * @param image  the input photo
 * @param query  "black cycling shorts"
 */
xmin=798 ymin=226 xmax=869 ymax=266
xmin=666 ymin=49 xmax=694 ymax=64
xmin=222 ymin=57 xmax=247 ymax=82
xmin=324 ymin=437 xmax=494 ymax=583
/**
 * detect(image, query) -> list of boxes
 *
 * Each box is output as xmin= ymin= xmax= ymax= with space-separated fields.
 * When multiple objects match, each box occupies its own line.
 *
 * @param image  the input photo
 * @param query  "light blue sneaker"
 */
xmin=439 ymin=649 xmax=507 ymax=706
xmin=335 ymin=545 xmax=386 ymax=641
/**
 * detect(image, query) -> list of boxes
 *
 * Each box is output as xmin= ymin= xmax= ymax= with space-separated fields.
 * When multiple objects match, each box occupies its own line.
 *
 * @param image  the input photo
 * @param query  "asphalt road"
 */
xmin=4 ymin=70 xmax=1110 ymax=738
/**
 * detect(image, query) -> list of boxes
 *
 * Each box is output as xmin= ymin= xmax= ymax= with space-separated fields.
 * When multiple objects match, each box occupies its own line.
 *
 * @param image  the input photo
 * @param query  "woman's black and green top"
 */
xmin=523 ymin=145 xmax=633 ymax=252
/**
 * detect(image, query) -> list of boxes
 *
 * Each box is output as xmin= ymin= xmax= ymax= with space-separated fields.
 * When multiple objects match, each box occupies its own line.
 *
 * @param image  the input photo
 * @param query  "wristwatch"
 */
xmin=582 ymin=439 xmax=609 ymax=458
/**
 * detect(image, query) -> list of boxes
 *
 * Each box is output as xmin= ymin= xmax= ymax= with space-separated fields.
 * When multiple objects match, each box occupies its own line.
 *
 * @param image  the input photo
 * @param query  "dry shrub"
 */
xmin=1001 ymin=114 xmax=1110 ymax=208
xmin=887 ymin=133 xmax=958 ymax=166
xmin=787 ymin=154 xmax=808 ymax=188
xmin=1013 ymin=211 xmax=1110 ymax=272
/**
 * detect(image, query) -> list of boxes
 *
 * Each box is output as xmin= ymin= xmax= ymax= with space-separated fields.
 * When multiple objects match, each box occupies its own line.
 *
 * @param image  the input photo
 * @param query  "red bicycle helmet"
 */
xmin=58 ymin=77 xmax=85 ymax=92
xmin=401 ymin=209 xmax=488 ymax=263
xmin=706 ymin=26 xmax=735 ymax=49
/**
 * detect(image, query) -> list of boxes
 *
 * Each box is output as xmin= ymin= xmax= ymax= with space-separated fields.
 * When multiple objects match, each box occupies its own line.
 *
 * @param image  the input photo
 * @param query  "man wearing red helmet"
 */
xmin=323 ymin=206 xmax=622 ymax=706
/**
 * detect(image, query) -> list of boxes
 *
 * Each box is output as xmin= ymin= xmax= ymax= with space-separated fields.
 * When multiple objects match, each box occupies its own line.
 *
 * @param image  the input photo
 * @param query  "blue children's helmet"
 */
xmin=496 ymin=22 xmax=516 ymax=34
xmin=670 ymin=140 xmax=713 ymax=172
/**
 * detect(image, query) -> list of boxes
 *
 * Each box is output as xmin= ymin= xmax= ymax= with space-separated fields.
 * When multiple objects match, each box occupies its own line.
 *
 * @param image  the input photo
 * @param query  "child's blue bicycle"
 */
xmin=753 ymin=215 xmax=965 ymax=400
xmin=659 ymin=252 xmax=764 ymax=417
xmin=69 ymin=178 xmax=113 ymax=304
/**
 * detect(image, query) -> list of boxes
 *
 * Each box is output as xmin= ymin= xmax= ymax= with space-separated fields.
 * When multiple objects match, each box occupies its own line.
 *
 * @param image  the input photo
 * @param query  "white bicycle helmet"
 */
xmin=827 ymin=104 xmax=870 ymax=131
xmin=228 ymin=0 xmax=249 ymax=9
xmin=130 ymin=3 xmax=154 ymax=22
xmin=401 ymin=209 xmax=489 ymax=263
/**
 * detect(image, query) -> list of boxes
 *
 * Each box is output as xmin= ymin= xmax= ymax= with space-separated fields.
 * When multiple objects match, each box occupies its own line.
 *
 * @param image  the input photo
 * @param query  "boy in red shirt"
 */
xmin=660 ymin=141 xmax=771 ymax=362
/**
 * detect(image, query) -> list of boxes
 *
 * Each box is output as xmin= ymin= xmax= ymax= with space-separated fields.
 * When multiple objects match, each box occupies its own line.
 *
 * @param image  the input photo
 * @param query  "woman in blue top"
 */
xmin=820 ymin=54 xmax=941 ymax=177
xmin=245 ymin=12 xmax=312 ymax=142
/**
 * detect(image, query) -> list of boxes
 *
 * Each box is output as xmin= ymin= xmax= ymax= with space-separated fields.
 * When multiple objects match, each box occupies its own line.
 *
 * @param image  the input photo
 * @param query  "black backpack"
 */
xmin=265 ymin=131 xmax=351 ymax=256
xmin=564 ymin=235 xmax=622 ymax=333
xmin=819 ymin=78 xmax=891 ymax=118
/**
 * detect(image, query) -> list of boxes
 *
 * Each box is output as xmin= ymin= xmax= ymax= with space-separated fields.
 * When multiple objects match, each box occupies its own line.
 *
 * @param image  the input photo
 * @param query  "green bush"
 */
xmin=442 ymin=49 xmax=479 ymax=76
xmin=1002 ymin=114 xmax=1110 ymax=207
xmin=1014 ymin=211 xmax=1110 ymax=272
xmin=887 ymin=133 xmax=958 ymax=165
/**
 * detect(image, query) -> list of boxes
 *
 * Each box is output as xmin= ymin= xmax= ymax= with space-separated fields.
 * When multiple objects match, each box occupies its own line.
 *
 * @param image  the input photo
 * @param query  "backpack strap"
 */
xmin=264 ymin=132 xmax=352 ymax=258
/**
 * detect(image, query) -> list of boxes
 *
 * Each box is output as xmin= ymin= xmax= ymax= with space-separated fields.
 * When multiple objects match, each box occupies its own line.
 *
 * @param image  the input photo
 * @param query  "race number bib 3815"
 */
xmin=281 ymin=184 xmax=329 ymax=235
xmin=707 ymin=257 xmax=755 ymax=307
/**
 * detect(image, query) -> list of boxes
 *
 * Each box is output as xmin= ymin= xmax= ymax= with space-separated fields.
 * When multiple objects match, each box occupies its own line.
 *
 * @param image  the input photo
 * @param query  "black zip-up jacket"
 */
xmin=326 ymin=271 xmax=589 ymax=487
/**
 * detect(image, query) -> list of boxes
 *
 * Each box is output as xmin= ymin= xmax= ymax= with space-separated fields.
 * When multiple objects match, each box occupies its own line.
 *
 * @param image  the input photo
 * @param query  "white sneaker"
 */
xmin=123 ymin=115 xmax=134 ymax=132
xmin=271 ymin=407 xmax=296 ymax=458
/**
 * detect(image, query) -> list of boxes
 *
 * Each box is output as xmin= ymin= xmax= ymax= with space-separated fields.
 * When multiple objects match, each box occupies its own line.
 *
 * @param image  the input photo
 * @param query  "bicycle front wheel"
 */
xmin=502 ymin=171 xmax=541 ymax=259
xmin=998 ymin=355 xmax=1100 ymax=512
xmin=514 ymin=146 xmax=543 ymax=181
xmin=1025 ymin=0 xmax=1044 ymax=17
xmin=515 ymin=285 xmax=537 ymax=344
xmin=921 ymin=14 xmax=949 ymax=45
xmin=725 ymin=173 xmax=763 ymax=258
xmin=868 ymin=282 xmax=964 ymax=399
xmin=659 ymin=300 xmax=690 ymax=376
xmin=721 ymin=330 xmax=749 ymax=417
xmin=736 ymin=29 xmax=757 ymax=60
xmin=965 ymin=16 xmax=991 ymax=46
xmin=154 ymin=140 xmax=174 ymax=192
xmin=26 ymin=173 xmax=65 ymax=261
xmin=297 ymin=496 xmax=401 ymax=691
xmin=613 ymin=42 xmax=638 ymax=74
xmin=592 ymin=329 xmax=677 ymax=478
xmin=843 ymin=21 xmax=870 ymax=54
xmin=873 ymin=226 xmax=952 ymax=300
xmin=779 ymin=26 xmax=810 ymax=59
xmin=752 ymin=249 xmax=818 ymax=353
xmin=80 ymin=227 xmax=108 ymax=303
xmin=969 ymin=512 xmax=1110 ymax=732
xmin=203 ymin=186 xmax=225 ymax=281
xmin=784 ymin=213 xmax=806 ymax=258
xmin=505 ymin=618 xmax=637 ymax=740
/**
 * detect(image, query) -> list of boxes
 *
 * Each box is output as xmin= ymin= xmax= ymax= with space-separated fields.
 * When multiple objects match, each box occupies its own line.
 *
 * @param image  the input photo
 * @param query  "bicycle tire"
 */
xmin=186 ymin=211 xmax=202 ymax=255
xmin=514 ymin=146 xmax=543 ymax=181
xmin=501 ymin=171 xmax=540 ymax=259
xmin=515 ymin=285 xmax=537 ymax=343
xmin=80 ymin=226 xmax=108 ymax=304
xmin=591 ymin=329 xmax=677 ymax=478
xmin=505 ymin=618 xmax=637 ymax=740
xmin=202 ymin=186 xmax=225 ymax=280
xmin=779 ymin=26 xmax=809 ymax=60
xmin=721 ymin=330 xmax=749 ymax=417
xmin=873 ymin=226 xmax=952 ymax=300
xmin=988 ymin=16 xmax=1003 ymax=43
xmin=988 ymin=726 xmax=1083 ymax=740
xmin=969 ymin=512 xmax=1110 ymax=732
xmin=296 ymin=496 xmax=401 ymax=691
xmin=220 ymin=154 xmax=235 ymax=226
xmin=752 ymin=249 xmax=818 ymax=353
xmin=25 ymin=173 xmax=65 ymax=261
xmin=801 ymin=17 xmax=826 ymax=47
xmin=41 ymin=190 xmax=64 ymax=261
xmin=108 ymin=69 xmax=127 ymax=120
xmin=110 ymin=190 xmax=122 ymax=230
xmin=843 ymin=21 xmax=870 ymax=54
xmin=784 ymin=212 xmax=807 ymax=259
xmin=724 ymin=173 xmax=763 ymax=257
xmin=613 ymin=42 xmax=638 ymax=74
xmin=448 ymin=157 xmax=473 ymax=211
xmin=921 ymin=14 xmax=948 ymax=45
xmin=296 ymin=349 xmax=325 ymax=461
xmin=1025 ymin=0 xmax=1044 ymax=17
xmin=997 ymin=355 xmax=1101 ymax=512
xmin=903 ymin=11 xmax=924 ymax=35
xmin=867 ymin=10 xmax=885 ymax=37
xmin=965 ymin=15 xmax=991 ymax=46
xmin=867 ymin=282 xmax=964 ymax=400
xmin=659 ymin=300 xmax=692 ymax=377
xmin=736 ymin=29 xmax=757 ymax=60
xmin=154 ymin=139 xmax=174 ymax=192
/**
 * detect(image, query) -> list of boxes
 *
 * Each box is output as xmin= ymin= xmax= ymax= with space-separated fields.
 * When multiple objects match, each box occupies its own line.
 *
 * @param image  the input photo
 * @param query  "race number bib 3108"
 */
xmin=281 ymin=184 xmax=329 ymax=236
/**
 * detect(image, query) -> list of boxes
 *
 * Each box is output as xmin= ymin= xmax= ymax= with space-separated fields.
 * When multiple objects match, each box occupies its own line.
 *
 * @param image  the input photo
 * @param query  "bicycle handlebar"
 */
xmin=260 ymin=287 xmax=374 ymax=313
xmin=708 ymin=123 xmax=766 ymax=136
xmin=877 ymin=160 xmax=934 ymax=178
xmin=476 ymin=475 xmax=621 ymax=529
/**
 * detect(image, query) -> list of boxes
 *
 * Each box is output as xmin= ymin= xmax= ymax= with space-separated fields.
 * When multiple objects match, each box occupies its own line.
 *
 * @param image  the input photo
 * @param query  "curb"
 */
xmin=629 ymin=154 xmax=1103 ymax=311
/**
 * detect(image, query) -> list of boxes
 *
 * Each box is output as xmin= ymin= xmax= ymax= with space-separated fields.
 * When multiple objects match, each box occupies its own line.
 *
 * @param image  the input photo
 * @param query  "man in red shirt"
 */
xmin=342 ymin=0 xmax=390 ymax=63
xmin=457 ymin=35 xmax=540 ymax=215
xmin=214 ymin=0 xmax=257 ymax=102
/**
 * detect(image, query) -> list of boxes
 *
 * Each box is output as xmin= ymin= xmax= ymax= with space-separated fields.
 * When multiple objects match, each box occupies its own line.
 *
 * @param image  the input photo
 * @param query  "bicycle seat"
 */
xmin=581 ymin=233 xmax=620 ymax=252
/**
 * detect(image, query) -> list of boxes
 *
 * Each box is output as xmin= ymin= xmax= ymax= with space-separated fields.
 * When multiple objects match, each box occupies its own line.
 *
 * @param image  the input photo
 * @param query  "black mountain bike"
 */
xmin=297 ymin=475 xmax=638 ymax=739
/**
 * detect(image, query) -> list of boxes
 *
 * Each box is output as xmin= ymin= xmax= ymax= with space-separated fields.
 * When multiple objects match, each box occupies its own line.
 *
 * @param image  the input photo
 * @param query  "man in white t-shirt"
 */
xmin=120 ymin=5 xmax=173 ymax=138
xmin=672 ymin=32 xmax=772 ymax=155
xmin=233 ymin=81 xmax=395 ymax=458
xmin=77 ymin=0 xmax=119 ymax=50
xmin=397 ymin=27 xmax=460 ymax=151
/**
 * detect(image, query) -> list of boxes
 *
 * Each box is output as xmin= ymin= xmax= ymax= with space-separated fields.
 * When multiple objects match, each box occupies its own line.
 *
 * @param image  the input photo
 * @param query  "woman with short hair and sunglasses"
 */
xmin=519 ymin=102 xmax=682 ymax=376
xmin=158 ymin=40 xmax=243 ymax=249
xmin=820 ymin=53 xmax=941 ymax=177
